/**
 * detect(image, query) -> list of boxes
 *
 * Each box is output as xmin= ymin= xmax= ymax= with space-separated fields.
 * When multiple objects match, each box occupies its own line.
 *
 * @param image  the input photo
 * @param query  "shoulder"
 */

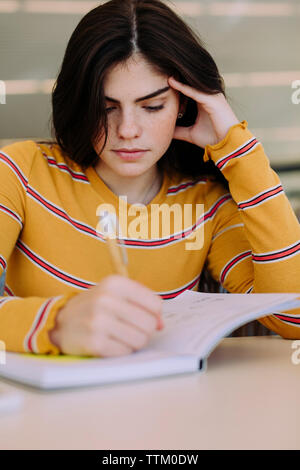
xmin=0 ymin=140 xmax=39 ymax=176
xmin=34 ymin=141 xmax=85 ymax=177
xmin=0 ymin=140 xmax=44 ymax=189
xmin=0 ymin=139 xmax=83 ymax=178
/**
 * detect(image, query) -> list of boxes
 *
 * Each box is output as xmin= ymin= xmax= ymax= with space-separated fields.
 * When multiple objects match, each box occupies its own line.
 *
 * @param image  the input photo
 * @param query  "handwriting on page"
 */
xmin=163 ymin=295 xmax=224 ymax=326
xmin=147 ymin=291 xmax=300 ymax=358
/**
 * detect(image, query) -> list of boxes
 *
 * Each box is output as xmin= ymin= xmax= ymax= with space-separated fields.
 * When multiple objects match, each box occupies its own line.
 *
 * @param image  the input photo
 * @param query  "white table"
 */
xmin=0 ymin=336 xmax=299 ymax=450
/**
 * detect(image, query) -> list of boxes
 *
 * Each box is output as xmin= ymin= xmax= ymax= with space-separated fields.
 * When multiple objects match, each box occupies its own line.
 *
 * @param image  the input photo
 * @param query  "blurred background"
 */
xmin=0 ymin=1 xmax=299 ymax=334
xmin=0 ymin=0 xmax=299 ymax=218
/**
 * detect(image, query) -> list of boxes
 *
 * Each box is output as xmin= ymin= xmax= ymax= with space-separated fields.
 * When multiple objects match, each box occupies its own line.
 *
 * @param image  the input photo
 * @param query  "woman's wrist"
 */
xmin=48 ymin=326 xmax=61 ymax=348
xmin=48 ymin=308 xmax=65 ymax=349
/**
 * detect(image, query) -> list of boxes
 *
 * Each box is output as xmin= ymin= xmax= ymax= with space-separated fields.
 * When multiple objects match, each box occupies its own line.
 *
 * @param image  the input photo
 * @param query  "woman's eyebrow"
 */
xmin=105 ymin=86 xmax=170 ymax=104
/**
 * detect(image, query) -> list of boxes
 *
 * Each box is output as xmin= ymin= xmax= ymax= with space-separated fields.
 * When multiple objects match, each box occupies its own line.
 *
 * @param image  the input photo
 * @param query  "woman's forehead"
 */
xmin=102 ymin=56 xmax=177 ymax=102
xmin=104 ymin=55 xmax=167 ymax=87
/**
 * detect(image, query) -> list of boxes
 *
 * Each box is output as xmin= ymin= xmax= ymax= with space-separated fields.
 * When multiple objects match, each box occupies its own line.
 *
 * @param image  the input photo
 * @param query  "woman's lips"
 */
xmin=113 ymin=150 xmax=148 ymax=160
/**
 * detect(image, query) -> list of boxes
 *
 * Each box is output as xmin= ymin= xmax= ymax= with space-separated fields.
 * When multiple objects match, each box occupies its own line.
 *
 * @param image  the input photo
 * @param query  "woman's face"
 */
xmin=93 ymin=54 xmax=182 ymax=178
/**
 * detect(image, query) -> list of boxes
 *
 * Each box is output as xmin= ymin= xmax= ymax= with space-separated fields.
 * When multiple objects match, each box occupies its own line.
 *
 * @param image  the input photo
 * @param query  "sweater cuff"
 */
xmin=37 ymin=291 xmax=78 ymax=355
xmin=203 ymin=120 xmax=252 ymax=164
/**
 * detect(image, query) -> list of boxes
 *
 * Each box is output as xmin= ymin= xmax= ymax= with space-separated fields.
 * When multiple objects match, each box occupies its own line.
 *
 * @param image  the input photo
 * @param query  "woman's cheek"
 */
xmin=155 ymin=111 xmax=178 ymax=141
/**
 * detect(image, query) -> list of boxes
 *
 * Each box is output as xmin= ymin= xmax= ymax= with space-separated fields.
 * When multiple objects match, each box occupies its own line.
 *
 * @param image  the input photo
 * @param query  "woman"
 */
xmin=0 ymin=0 xmax=299 ymax=358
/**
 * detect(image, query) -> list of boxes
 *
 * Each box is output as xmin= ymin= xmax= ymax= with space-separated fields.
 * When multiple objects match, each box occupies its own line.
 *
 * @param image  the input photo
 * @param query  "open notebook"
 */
xmin=0 ymin=291 xmax=299 ymax=390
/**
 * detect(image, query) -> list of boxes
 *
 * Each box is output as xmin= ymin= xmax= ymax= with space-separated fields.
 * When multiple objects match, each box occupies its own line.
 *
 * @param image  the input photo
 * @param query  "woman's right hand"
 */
xmin=48 ymin=275 xmax=164 ymax=357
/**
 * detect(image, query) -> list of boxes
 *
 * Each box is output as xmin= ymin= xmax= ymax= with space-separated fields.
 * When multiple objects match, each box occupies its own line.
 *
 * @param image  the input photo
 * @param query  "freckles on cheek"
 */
xmin=155 ymin=112 xmax=177 ymax=139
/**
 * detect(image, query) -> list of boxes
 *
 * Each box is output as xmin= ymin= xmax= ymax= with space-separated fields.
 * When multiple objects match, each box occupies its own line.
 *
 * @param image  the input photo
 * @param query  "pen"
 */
xmin=98 ymin=211 xmax=163 ymax=330
xmin=98 ymin=211 xmax=129 ymax=277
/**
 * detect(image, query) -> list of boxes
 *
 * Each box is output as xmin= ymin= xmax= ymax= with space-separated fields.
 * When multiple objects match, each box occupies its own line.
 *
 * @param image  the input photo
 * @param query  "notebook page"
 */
xmin=145 ymin=291 xmax=300 ymax=358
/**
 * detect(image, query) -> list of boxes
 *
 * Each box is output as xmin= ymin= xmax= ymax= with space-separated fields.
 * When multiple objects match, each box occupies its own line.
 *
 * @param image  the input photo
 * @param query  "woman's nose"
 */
xmin=117 ymin=112 xmax=141 ymax=139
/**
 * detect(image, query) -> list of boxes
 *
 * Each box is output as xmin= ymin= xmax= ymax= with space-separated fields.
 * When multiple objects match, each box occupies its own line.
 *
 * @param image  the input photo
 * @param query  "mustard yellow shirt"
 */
xmin=0 ymin=120 xmax=299 ymax=355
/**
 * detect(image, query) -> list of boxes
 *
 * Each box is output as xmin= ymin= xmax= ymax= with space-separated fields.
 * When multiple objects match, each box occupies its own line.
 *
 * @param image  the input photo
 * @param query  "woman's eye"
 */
xmin=105 ymin=105 xmax=165 ymax=113
xmin=145 ymin=105 xmax=165 ymax=112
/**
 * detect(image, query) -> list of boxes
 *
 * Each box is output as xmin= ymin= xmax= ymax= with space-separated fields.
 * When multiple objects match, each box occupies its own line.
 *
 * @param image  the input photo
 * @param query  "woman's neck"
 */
xmin=94 ymin=163 xmax=164 ymax=205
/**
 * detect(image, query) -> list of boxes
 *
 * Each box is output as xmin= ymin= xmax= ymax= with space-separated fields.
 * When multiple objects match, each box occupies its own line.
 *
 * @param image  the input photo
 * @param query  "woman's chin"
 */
xmin=113 ymin=163 xmax=153 ymax=178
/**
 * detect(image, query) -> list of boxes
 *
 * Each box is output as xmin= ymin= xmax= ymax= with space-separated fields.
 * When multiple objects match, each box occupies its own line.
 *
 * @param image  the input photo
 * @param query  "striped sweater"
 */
xmin=0 ymin=120 xmax=299 ymax=355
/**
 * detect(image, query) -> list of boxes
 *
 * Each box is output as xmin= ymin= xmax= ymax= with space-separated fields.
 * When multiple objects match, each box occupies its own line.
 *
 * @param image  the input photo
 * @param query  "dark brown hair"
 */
xmin=41 ymin=0 xmax=229 ymax=190
xmin=39 ymin=0 xmax=232 ymax=293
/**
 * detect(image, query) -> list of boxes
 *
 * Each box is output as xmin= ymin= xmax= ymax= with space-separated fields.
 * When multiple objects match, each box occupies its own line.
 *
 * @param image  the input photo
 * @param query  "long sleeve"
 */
xmin=202 ymin=120 xmax=300 ymax=338
xmin=0 ymin=142 xmax=77 ymax=354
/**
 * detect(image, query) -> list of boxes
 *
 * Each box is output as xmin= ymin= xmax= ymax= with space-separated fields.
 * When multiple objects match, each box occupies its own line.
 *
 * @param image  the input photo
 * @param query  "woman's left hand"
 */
xmin=168 ymin=76 xmax=240 ymax=148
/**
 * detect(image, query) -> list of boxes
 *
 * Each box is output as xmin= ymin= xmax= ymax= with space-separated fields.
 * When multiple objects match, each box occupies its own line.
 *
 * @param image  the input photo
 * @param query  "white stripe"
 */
xmin=273 ymin=311 xmax=300 ymax=318
xmin=216 ymin=137 xmax=256 ymax=164
xmin=29 ymin=295 xmax=64 ymax=353
xmin=252 ymin=250 xmax=300 ymax=264
xmin=271 ymin=312 xmax=300 ymax=328
xmin=217 ymin=141 xmax=260 ymax=170
xmin=0 ymin=204 xmax=23 ymax=227
xmin=46 ymin=162 xmax=90 ymax=183
xmin=0 ymin=150 xmax=28 ymax=189
xmin=23 ymin=299 xmax=50 ymax=353
xmin=26 ymin=186 xmax=101 ymax=241
xmin=38 ymin=148 xmax=89 ymax=183
xmin=158 ymin=273 xmax=201 ymax=298
xmin=252 ymin=240 xmax=300 ymax=258
xmin=167 ymin=180 xmax=207 ymax=196
xmin=0 ymin=297 xmax=18 ymax=307
xmin=220 ymin=251 xmax=252 ymax=284
xmin=212 ymin=223 xmax=244 ymax=242
xmin=121 ymin=194 xmax=231 ymax=249
xmin=16 ymin=240 xmax=96 ymax=289
xmin=0 ymin=254 xmax=7 ymax=269
xmin=239 ymin=184 xmax=283 ymax=206
xmin=4 ymin=283 xmax=14 ymax=296
xmin=239 ymin=192 xmax=284 ymax=211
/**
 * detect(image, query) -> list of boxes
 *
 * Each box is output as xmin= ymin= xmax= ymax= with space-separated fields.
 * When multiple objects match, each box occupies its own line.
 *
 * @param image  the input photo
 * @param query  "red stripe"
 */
xmin=252 ymin=242 xmax=300 ymax=261
xmin=221 ymin=251 xmax=252 ymax=284
xmin=160 ymin=278 xmax=200 ymax=300
xmin=0 ymin=152 xmax=28 ymax=188
xmin=45 ymin=157 xmax=89 ymax=181
xmin=4 ymin=286 xmax=13 ymax=296
xmin=167 ymin=179 xmax=207 ymax=194
xmin=0 ymin=203 xmax=22 ymax=223
xmin=217 ymin=139 xmax=258 ymax=169
xmin=123 ymin=194 xmax=231 ymax=247
xmin=274 ymin=314 xmax=300 ymax=324
xmin=17 ymin=240 xmax=93 ymax=288
xmin=27 ymin=299 xmax=53 ymax=352
xmin=27 ymin=187 xmax=99 ymax=238
xmin=239 ymin=186 xmax=283 ymax=209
